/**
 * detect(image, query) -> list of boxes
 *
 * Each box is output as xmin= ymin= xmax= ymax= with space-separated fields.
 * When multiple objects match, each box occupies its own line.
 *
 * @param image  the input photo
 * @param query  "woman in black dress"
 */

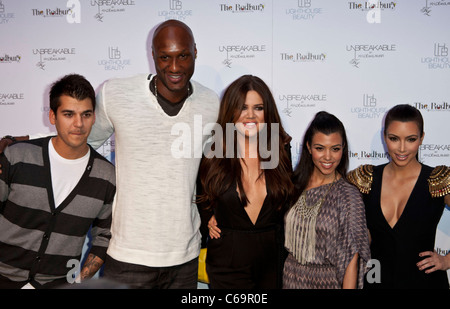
xmin=197 ymin=75 xmax=293 ymax=289
xmin=348 ymin=104 xmax=450 ymax=289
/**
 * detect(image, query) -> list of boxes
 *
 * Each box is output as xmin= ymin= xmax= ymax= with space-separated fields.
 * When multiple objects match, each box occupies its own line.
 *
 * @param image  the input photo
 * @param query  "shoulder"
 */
xmin=427 ymin=165 xmax=450 ymax=198
xmin=332 ymin=179 xmax=365 ymax=215
xmin=4 ymin=137 xmax=49 ymax=162
xmin=191 ymin=80 xmax=219 ymax=102
xmin=101 ymin=74 xmax=148 ymax=92
xmin=335 ymin=178 xmax=363 ymax=203
xmin=89 ymin=148 xmax=116 ymax=185
xmin=346 ymin=164 xmax=374 ymax=194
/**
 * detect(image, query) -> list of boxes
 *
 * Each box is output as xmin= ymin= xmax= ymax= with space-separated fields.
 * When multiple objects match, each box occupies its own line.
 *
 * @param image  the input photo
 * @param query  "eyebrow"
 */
xmin=243 ymin=103 xmax=264 ymax=106
xmin=60 ymin=109 xmax=94 ymax=114
xmin=387 ymin=133 xmax=419 ymax=138
xmin=312 ymin=143 xmax=342 ymax=147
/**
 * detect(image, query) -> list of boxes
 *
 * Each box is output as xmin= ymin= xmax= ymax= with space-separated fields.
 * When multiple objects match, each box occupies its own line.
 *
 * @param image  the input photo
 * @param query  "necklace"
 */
xmin=285 ymin=174 xmax=338 ymax=264
xmin=154 ymin=76 xmax=159 ymax=99
xmin=153 ymin=76 xmax=190 ymax=101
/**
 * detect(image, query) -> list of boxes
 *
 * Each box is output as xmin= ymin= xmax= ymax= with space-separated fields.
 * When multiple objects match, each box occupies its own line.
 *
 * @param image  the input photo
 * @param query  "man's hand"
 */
xmin=0 ymin=138 xmax=13 ymax=154
xmin=0 ymin=135 xmax=29 ymax=154
xmin=0 ymin=135 xmax=29 ymax=174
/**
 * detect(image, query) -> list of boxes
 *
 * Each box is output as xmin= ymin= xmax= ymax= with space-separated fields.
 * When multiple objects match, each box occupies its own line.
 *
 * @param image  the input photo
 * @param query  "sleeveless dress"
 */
xmin=203 ymin=180 xmax=286 ymax=289
xmin=361 ymin=164 xmax=449 ymax=289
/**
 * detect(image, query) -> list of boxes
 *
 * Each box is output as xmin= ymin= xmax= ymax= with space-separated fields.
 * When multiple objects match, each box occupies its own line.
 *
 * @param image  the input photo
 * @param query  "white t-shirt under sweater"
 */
xmin=89 ymin=74 xmax=220 ymax=267
xmin=49 ymin=138 xmax=90 ymax=208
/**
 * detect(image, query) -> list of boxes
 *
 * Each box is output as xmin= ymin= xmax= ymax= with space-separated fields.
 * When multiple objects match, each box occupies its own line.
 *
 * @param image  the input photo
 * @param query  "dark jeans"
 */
xmin=0 ymin=274 xmax=67 ymax=289
xmin=103 ymin=255 xmax=198 ymax=289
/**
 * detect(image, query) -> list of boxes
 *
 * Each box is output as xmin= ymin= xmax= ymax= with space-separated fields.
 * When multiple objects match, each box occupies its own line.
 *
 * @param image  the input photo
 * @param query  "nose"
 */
xmin=73 ymin=115 xmax=83 ymax=128
xmin=169 ymin=58 xmax=180 ymax=72
xmin=246 ymin=108 xmax=255 ymax=119
xmin=399 ymin=141 xmax=406 ymax=152
xmin=324 ymin=149 xmax=332 ymax=160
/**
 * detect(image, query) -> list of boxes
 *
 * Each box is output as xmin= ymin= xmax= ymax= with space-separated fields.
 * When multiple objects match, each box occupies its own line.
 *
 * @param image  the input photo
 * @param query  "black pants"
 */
xmin=0 ymin=274 xmax=67 ymax=289
xmin=103 ymin=255 xmax=198 ymax=289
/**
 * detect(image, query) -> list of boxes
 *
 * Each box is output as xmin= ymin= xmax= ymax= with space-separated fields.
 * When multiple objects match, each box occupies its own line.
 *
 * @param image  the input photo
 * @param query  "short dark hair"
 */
xmin=49 ymin=74 xmax=95 ymax=114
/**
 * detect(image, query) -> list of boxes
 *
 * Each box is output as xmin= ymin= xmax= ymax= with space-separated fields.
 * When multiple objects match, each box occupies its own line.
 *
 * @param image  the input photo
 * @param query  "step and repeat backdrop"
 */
xmin=1 ymin=0 xmax=449 ymax=283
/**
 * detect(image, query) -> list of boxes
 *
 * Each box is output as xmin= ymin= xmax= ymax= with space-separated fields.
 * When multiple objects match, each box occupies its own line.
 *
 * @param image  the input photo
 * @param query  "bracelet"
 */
xmin=1 ymin=135 xmax=17 ymax=143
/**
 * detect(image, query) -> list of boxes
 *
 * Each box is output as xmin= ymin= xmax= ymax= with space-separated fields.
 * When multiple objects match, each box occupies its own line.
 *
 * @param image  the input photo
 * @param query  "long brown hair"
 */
xmin=198 ymin=75 xmax=293 ymax=210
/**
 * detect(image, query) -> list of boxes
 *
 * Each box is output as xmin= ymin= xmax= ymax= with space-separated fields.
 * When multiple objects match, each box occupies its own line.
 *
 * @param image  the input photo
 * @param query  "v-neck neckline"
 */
xmin=234 ymin=179 xmax=269 ymax=226
xmin=378 ymin=163 xmax=424 ymax=230
xmin=43 ymin=137 xmax=94 ymax=212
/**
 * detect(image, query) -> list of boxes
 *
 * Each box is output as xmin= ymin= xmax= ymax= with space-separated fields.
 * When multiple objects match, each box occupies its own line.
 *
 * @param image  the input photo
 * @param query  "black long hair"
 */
xmin=291 ymin=111 xmax=349 ymax=205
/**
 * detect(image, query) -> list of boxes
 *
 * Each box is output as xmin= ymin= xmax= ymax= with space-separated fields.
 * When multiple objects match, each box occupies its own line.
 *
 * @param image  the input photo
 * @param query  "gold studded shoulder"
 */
xmin=347 ymin=164 xmax=374 ymax=194
xmin=428 ymin=165 xmax=450 ymax=198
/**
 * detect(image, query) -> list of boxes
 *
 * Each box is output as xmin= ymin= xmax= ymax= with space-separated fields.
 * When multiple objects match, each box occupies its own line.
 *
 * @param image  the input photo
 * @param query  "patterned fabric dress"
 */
xmin=283 ymin=178 xmax=370 ymax=289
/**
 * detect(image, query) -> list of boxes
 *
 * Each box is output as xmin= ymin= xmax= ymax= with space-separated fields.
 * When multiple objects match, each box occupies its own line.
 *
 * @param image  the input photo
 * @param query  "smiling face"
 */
xmin=384 ymin=120 xmax=424 ymax=168
xmin=307 ymin=131 xmax=343 ymax=179
xmin=235 ymin=90 xmax=265 ymax=138
xmin=152 ymin=22 xmax=197 ymax=103
xmin=49 ymin=94 xmax=95 ymax=159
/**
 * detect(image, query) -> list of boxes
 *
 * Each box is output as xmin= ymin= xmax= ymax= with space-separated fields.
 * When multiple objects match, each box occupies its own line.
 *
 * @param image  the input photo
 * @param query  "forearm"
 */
xmin=80 ymin=253 xmax=104 ymax=280
xmin=0 ymin=135 xmax=29 ymax=152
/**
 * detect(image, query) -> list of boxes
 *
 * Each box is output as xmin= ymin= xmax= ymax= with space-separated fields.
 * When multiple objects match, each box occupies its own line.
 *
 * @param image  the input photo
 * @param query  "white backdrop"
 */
xmin=1 ymin=0 xmax=449 ymax=284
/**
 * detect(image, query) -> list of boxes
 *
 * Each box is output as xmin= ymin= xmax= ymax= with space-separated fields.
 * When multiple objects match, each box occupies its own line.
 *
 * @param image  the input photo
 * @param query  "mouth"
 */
xmin=243 ymin=122 xmax=257 ymax=129
xmin=167 ymin=74 xmax=183 ymax=84
xmin=395 ymin=154 xmax=409 ymax=161
xmin=321 ymin=162 xmax=334 ymax=169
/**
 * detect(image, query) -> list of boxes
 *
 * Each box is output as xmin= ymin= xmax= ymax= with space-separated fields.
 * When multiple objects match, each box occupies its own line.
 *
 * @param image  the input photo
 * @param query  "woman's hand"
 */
xmin=208 ymin=215 xmax=221 ymax=239
xmin=417 ymin=251 xmax=450 ymax=273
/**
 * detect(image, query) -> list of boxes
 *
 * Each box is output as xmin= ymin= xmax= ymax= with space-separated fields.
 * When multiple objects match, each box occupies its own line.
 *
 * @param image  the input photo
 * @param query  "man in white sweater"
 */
xmin=89 ymin=20 xmax=220 ymax=288
xmin=1 ymin=20 xmax=219 ymax=288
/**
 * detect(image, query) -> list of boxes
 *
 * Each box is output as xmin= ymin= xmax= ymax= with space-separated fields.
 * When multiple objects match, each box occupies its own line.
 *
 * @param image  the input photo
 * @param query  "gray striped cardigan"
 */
xmin=0 ymin=137 xmax=115 ymax=288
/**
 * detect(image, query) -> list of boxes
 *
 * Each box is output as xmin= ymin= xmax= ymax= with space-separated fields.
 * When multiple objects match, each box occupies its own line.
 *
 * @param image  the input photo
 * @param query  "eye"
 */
xmin=83 ymin=112 xmax=93 ymax=118
xmin=388 ymin=136 xmax=398 ymax=142
xmin=407 ymin=137 xmax=418 ymax=143
xmin=314 ymin=146 xmax=324 ymax=151
xmin=63 ymin=112 xmax=73 ymax=118
xmin=254 ymin=106 xmax=264 ymax=111
xmin=332 ymin=147 xmax=342 ymax=152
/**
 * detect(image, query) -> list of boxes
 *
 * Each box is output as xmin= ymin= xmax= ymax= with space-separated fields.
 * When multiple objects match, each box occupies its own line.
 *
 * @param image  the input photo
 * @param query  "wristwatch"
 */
xmin=1 ymin=135 xmax=16 ymax=143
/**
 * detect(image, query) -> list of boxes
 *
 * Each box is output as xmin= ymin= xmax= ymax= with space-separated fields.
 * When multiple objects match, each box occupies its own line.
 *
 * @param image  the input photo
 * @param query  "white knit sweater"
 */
xmin=89 ymin=74 xmax=219 ymax=267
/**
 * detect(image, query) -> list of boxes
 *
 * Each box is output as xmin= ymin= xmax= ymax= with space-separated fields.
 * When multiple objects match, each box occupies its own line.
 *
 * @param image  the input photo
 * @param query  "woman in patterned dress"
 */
xmin=283 ymin=111 xmax=370 ymax=289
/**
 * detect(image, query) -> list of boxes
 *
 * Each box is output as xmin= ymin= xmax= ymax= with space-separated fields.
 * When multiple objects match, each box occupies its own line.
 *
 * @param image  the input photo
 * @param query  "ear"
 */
xmin=306 ymin=141 xmax=311 ymax=155
xmin=49 ymin=109 xmax=56 ymax=125
xmin=420 ymin=131 xmax=425 ymax=144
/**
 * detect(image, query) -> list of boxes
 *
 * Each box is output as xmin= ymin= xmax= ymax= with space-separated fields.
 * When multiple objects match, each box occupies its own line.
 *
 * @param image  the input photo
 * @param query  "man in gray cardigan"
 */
xmin=0 ymin=74 xmax=116 ymax=288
